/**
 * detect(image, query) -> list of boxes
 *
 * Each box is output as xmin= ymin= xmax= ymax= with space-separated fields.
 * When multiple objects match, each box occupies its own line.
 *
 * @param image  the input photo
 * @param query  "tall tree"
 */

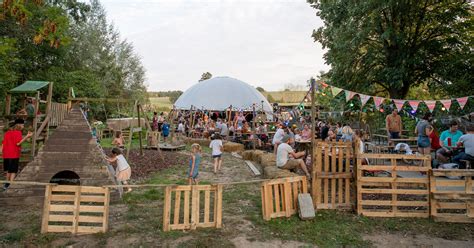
xmin=308 ymin=0 xmax=473 ymax=99
xmin=199 ymin=72 xmax=212 ymax=82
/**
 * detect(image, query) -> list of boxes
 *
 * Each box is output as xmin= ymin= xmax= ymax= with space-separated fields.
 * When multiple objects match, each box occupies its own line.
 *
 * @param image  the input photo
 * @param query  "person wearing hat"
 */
xmin=2 ymin=119 xmax=33 ymax=190
xmin=276 ymin=135 xmax=311 ymax=178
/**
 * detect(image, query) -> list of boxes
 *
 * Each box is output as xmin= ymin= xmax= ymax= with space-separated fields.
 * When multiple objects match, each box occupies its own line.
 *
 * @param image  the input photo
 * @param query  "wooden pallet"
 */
xmin=41 ymin=185 xmax=110 ymax=234
xmin=356 ymin=153 xmax=431 ymax=218
xmin=312 ymin=141 xmax=353 ymax=210
xmin=261 ymin=176 xmax=308 ymax=220
xmin=430 ymin=169 xmax=474 ymax=223
xmin=163 ymin=184 xmax=223 ymax=231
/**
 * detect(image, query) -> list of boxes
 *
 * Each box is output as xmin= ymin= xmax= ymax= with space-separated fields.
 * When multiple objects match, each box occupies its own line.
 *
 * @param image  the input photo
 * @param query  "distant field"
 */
xmin=148 ymin=97 xmax=172 ymax=111
xmin=262 ymin=91 xmax=307 ymax=103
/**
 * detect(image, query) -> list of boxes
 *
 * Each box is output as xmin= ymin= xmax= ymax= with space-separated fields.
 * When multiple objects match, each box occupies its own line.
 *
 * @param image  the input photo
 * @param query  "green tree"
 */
xmin=256 ymin=86 xmax=265 ymax=92
xmin=199 ymin=72 xmax=212 ymax=82
xmin=308 ymin=0 xmax=473 ymax=99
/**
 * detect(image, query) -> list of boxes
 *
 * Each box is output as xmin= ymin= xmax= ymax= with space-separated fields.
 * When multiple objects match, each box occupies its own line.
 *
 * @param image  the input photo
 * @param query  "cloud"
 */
xmin=100 ymin=0 xmax=329 ymax=91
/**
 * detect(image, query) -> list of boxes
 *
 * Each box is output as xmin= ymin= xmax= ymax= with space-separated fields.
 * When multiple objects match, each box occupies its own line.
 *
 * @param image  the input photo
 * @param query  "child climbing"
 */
xmin=106 ymin=148 xmax=132 ymax=192
xmin=209 ymin=134 xmax=223 ymax=174
xmin=188 ymin=143 xmax=201 ymax=185
xmin=2 ymin=119 xmax=33 ymax=190
xmin=111 ymin=131 xmax=125 ymax=149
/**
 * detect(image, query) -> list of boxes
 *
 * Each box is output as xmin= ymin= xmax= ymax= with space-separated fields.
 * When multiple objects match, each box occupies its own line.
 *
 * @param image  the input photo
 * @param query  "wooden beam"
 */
xmin=31 ymin=91 xmax=40 ymax=158
xmin=67 ymin=97 xmax=133 ymax=103
xmin=137 ymin=103 xmax=143 ymax=156
xmin=310 ymin=78 xmax=316 ymax=172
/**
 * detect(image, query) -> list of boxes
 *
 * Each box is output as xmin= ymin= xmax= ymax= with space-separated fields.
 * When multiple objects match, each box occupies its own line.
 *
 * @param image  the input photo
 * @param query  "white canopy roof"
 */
xmin=175 ymin=76 xmax=273 ymax=114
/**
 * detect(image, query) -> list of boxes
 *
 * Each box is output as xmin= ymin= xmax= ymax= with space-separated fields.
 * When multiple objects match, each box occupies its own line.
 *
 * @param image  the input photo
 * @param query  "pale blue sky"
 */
xmin=100 ymin=0 xmax=329 ymax=91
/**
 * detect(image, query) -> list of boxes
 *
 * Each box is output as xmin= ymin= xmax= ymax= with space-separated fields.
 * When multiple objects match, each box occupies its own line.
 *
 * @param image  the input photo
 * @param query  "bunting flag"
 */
xmin=457 ymin=97 xmax=469 ymax=110
xmin=424 ymin=100 xmax=437 ymax=112
xmin=360 ymin=94 xmax=372 ymax=106
xmin=374 ymin=97 xmax=385 ymax=109
xmin=345 ymin=90 xmax=357 ymax=102
xmin=331 ymin=86 xmax=343 ymax=97
xmin=440 ymin=100 xmax=452 ymax=111
xmin=408 ymin=100 xmax=421 ymax=112
xmin=393 ymin=99 xmax=406 ymax=111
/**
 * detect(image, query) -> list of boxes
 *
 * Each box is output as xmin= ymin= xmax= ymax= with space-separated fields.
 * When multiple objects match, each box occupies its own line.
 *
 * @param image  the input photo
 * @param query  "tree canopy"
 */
xmin=199 ymin=72 xmax=212 ymax=82
xmin=0 ymin=0 xmax=147 ymax=111
xmin=308 ymin=0 xmax=473 ymax=99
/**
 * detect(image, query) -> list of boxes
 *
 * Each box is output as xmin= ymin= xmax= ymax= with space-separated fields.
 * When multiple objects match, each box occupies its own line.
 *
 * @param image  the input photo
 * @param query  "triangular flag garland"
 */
xmin=393 ymin=99 xmax=406 ymax=111
xmin=440 ymin=100 xmax=452 ymax=111
xmin=319 ymin=82 xmax=472 ymax=112
xmin=457 ymin=97 xmax=468 ymax=110
xmin=424 ymin=100 xmax=437 ymax=112
xmin=374 ymin=97 xmax=385 ymax=109
xmin=408 ymin=100 xmax=421 ymax=112
xmin=360 ymin=94 xmax=372 ymax=106
xmin=345 ymin=90 xmax=357 ymax=102
xmin=331 ymin=86 xmax=343 ymax=97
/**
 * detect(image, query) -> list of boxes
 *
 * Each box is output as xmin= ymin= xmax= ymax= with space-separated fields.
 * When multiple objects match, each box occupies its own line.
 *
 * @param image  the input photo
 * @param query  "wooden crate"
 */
xmin=261 ymin=176 xmax=308 ymax=220
xmin=41 ymin=185 xmax=110 ymax=234
xmin=163 ymin=184 xmax=223 ymax=231
xmin=430 ymin=169 xmax=474 ymax=223
xmin=312 ymin=141 xmax=353 ymax=209
xmin=356 ymin=153 xmax=431 ymax=218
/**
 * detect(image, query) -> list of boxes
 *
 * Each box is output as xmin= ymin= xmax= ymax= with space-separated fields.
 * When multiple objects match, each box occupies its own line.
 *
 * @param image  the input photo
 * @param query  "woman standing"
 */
xmin=415 ymin=113 xmax=434 ymax=156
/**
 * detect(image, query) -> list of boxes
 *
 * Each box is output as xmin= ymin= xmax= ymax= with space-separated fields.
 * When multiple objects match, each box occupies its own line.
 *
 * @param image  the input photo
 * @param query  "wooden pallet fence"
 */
xmin=356 ymin=153 xmax=431 ymax=218
xmin=41 ymin=185 xmax=110 ymax=234
xmin=261 ymin=176 xmax=308 ymax=220
xmin=163 ymin=184 xmax=223 ymax=231
xmin=430 ymin=169 xmax=474 ymax=223
xmin=312 ymin=141 xmax=353 ymax=209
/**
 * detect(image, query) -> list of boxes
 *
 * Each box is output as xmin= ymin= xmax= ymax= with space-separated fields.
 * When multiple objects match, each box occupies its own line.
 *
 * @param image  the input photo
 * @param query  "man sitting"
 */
xmin=453 ymin=125 xmax=474 ymax=169
xmin=276 ymin=135 xmax=310 ymax=178
xmin=436 ymin=121 xmax=463 ymax=163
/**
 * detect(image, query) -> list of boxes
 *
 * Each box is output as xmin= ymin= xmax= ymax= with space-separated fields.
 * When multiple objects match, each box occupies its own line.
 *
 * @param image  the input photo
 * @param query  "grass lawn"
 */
xmin=148 ymin=96 xmax=172 ymax=112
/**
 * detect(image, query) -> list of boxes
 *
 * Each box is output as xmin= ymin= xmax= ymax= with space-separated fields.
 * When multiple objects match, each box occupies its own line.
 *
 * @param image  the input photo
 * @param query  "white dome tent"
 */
xmin=174 ymin=76 xmax=273 ymax=119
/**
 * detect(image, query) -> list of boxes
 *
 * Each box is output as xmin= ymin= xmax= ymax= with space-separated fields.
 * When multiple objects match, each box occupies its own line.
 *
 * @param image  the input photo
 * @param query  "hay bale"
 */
xmin=242 ymin=151 xmax=253 ymax=160
xmin=260 ymin=153 xmax=276 ymax=168
xmin=263 ymin=166 xmax=298 ymax=179
xmin=223 ymin=142 xmax=244 ymax=152
xmin=185 ymin=138 xmax=211 ymax=147
xmin=250 ymin=150 xmax=265 ymax=162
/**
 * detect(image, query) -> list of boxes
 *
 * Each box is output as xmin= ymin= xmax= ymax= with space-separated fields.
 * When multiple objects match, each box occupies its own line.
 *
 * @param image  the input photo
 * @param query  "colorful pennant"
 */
xmin=408 ymin=100 xmax=421 ymax=112
xmin=424 ymin=100 xmax=437 ymax=112
xmin=393 ymin=99 xmax=406 ymax=111
xmin=331 ymin=86 xmax=343 ymax=97
xmin=360 ymin=94 xmax=372 ymax=106
xmin=440 ymin=100 xmax=452 ymax=111
xmin=374 ymin=97 xmax=385 ymax=109
xmin=457 ymin=97 xmax=469 ymax=110
xmin=345 ymin=90 xmax=357 ymax=102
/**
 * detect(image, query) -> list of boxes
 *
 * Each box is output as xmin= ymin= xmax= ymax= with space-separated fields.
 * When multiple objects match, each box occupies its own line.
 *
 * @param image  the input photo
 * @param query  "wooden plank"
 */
xmin=80 ymin=186 xmax=108 ymax=194
xmin=435 ymin=202 xmax=468 ymax=209
xmin=50 ymin=194 xmax=76 ymax=202
xmin=359 ymin=177 xmax=428 ymax=184
xmin=361 ymin=200 xmax=428 ymax=207
xmin=324 ymin=146 xmax=329 ymax=206
xmin=359 ymin=165 xmax=429 ymax=172
xmin=78 ymin=215 xmax=105 ymax=223
xmin=274 ymin=184 xmax=281 ymax=214
xmin=79 ymin=205 xmax=105 ymax=213
xmin=49 ymin=205 xmax=75 ymax=212
xmin=432 ymin=169 xmax=474 ymax=177
xmin=47 ymin=225 xmax=74 ymax=233
xmin=102 ymin=188 xmax=110 ymax=233
xmin=191 ymin=186 xmax=200 ymax=229
xmin=72 ymin=187 xmax=81 ymax=234
xmin=284 ymin=181 xmax=292 ymax=217
xmin=174 ymin=191 xmax=182 ymax=225
xmin=163 ymin=187 xmax=172 ymax=231
xmin=48 ymin=214 xmax=74 ymax=222
xmin=331 ymin=146 xmax=336 ymax=208
xmin=356 ymin=158 xmax=362 ymax=215
xmin=215 ymin=185 xmax=223 ymax=228
xmin=261 ymin=185 xmax=266 ymax=220
xmin=338 ymin=146 xmax=344 ymax=204
xmin=204 ymin=190 xmax=210 ymax=223
xmin=434 ymin=180 xmax=467 ymax=187
xmin=80 ymin=195 xmax=106 ymax=203
xmin=245 ymin=160 xmax=261 ymax=176
xmin=77 ymin=226 xmax=105 ymax=233
xmin=359 ymin=189 xmax=429 ymax=195
xmin=183 ymin=190 xmax=190 ymax=226
xmin=41 ymin=185 xmax=52 ymax=233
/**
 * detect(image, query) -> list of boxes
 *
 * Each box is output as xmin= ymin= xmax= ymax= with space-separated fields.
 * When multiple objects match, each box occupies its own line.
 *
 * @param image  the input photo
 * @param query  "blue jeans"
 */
xmin=453 ymin=152 xmax=474 ymax=169
xmin=389 ymin=132 xmax=400 ymax=139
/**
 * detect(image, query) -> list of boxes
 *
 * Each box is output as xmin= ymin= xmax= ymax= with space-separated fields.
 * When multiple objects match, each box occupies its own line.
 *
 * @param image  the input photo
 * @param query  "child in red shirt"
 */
xmin=2 ymin=119 xmax=32 ymax=190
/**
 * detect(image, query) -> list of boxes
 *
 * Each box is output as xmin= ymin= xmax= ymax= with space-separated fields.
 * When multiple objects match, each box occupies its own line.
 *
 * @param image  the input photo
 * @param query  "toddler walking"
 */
xmin=209 ymin=134 xmax=223 ymax=174
xmin=188 ymin=143 xmax=201 ymax=185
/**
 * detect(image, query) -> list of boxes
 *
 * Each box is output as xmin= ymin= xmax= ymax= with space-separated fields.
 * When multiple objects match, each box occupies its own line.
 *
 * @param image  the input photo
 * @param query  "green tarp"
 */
xmin=10 ymin=81 xmax=50 ymax=93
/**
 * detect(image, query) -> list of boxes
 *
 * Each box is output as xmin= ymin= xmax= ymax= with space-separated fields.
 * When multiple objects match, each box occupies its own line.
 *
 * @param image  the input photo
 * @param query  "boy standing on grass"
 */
xmin=2 ymin=119 xmax=32 ymax=190
xmin=188 ymin=143 xmax=202 ymax=185
xmin=209 ymin=134 xmax=223 ymax=174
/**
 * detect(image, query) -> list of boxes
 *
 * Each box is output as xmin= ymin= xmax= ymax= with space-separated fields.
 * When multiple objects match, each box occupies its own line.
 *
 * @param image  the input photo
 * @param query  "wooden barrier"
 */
xmin=41 ymin=185 xmax=110 ymax=234
xmin=356 ymin=153 xmax=431 ymax=218
xmin=430 ymin=169 xmax=474 ymax=223
xmin=163 ymin=184 xmax=223 ymax=231
xmin=50 ymin=102 xmax=68 ymax=127
xmin=312 ymin=141 xmax=353 ymax=209
xmin=261 ymin=176 xmax=308 ymax=220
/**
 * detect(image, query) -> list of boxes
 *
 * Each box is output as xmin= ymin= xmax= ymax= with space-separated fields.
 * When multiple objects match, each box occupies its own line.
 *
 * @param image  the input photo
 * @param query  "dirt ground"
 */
xmin=1 ymin=149 xmax=473 ymax=247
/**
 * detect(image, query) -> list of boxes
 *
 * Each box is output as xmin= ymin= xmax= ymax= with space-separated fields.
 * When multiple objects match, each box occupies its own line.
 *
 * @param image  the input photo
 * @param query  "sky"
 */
xmin=100 ymin=0 xmax=329 ymax=91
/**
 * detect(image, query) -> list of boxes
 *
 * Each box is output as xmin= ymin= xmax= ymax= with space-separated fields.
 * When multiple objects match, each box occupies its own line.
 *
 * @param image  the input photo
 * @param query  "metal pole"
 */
xmin=252 ymin=103 xmax=256 ymax=150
